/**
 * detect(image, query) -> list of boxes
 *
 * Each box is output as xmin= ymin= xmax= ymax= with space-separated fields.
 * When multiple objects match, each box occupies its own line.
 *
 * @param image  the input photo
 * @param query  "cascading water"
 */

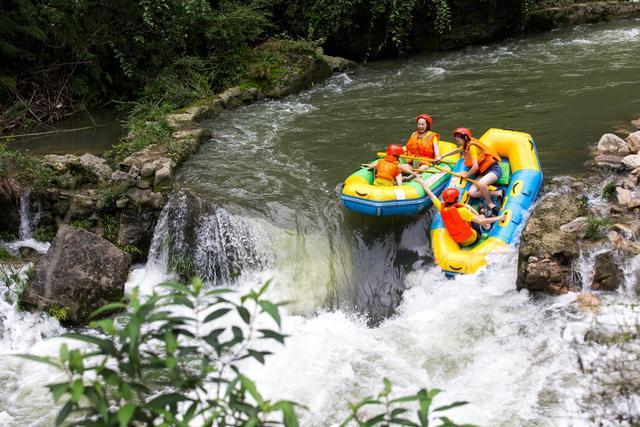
xmin=1 ymin=19 xmax=640 ymax=426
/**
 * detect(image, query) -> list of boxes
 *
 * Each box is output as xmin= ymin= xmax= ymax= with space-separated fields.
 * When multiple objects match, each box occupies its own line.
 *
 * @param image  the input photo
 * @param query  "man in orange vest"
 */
xmin=365 ymin=144 xmax=405 ymax=186
xmin=415 ymin=177 xmax=505 ymax=246
xmin=399 ymin=113 xmax=441 ymax=174
xmin=440 ymin=128 xmax=504 ymax=216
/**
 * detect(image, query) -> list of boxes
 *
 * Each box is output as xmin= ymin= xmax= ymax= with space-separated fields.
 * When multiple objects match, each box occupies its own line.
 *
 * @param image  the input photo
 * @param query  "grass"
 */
xmin=95 ymin=182 xmax=129 ymax=210
xmin=47 ymin=304 xmax=71 ymax=322
xmin=602 ymin=180 xmax=618 ymax=202
xmin=33 ymin=226 xmax=55 ymax=242
xmin=585 ymin=215 xmax=612 ymax=241
xmin=71 ymin=215 xmax=118 ymax=244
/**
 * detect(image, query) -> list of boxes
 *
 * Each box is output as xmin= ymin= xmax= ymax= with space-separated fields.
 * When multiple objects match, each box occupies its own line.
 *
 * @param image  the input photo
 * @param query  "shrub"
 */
xmin=585 ymin=215 xmax=612 ymax=241
xmin=602 ymin=180 xmax=618 ymax=202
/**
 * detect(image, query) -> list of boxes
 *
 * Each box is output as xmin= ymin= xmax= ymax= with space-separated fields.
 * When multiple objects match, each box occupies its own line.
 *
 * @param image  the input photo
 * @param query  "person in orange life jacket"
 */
xmin=364 ymin=144 xmax=405 ymax=186
xmin=414 ymin=178 xmax=506 ymax=246
xmin=399 ymin=113 xmax=441 ymax=174
xmin=439 ymin=128 xmax=504 ymax=216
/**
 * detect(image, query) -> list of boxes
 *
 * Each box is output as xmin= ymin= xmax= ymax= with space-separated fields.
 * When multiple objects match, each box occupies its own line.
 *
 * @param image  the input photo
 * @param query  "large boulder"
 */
xmin=627 ymin=131 xmax=640 ymax=154
xmin=518 ymin=191 xmax=588 ymax=293
xmin=22 ymin=225 xmax=131 ymax=324
xmin=591 ymin=251 xmax=624 ymax=291
xmin=596 ymin=133 xmax=629 ymax=155
xmin=79 ymin=153 xmax=113 ymax=182
xmin=622 ymin=154 xmax=640 ymax=170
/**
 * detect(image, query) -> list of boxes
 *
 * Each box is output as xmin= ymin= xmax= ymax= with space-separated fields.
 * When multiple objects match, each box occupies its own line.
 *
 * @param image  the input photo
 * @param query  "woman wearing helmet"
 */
xmin=399 ymin=113 xmax=441 ymax=174
xmin=364 ymin=144 xmax=406 ymax=186
xmin=442 ymin=128 xmax=504 ymax=216
xmin=414 ymin=177 xmax=506 ymax=246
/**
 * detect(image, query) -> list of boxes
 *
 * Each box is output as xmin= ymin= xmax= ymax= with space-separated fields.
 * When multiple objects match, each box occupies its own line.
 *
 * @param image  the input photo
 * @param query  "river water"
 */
xmin=1 ymin=20 xmax=640 ymax=426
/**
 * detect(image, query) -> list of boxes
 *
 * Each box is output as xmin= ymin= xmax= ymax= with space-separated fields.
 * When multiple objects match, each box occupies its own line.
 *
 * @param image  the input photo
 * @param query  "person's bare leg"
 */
xmin=477 ymin=172 xmax=499 ymax=208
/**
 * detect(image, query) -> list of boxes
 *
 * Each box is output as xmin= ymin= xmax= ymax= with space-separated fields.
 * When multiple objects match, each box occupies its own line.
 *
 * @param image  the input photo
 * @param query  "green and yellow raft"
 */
xmin=340 ymin=141 xmax=460 ymax=216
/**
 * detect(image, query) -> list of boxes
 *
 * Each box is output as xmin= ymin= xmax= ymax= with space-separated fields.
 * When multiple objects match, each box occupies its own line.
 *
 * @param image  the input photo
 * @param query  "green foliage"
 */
xmin=95 ymin=182 xmax=129 ymax=210
xmin=0 ymin=245 xmax=15 ymax=262
xmin=602 ymin=180 xmax=618 ymax=202
xmin=33 ymin=226 xmax=56 ymax=242
xmin=585 ymin=215 xmax=612 ymax=241
xmin=577 ymin=195 xmax=590 ymax=209
xmin=104 ymin=102 xmax=173 ymax=162
xmin=47 ymin=304 xmax=71 ymax=322
xmin=18 ymin=279 xmax=299 ymax=426
xmin=342 ymin=377 xmax=473 ymax=426
xmin=18 ymin=278 xmax=474 ymax=426
xmin=119 ymin=244 xmax=143 ymax=257
xmin=0 ymin=143 xmax=54 ymax=192
xmin=71 ymin=215 xmax=118 ymax=243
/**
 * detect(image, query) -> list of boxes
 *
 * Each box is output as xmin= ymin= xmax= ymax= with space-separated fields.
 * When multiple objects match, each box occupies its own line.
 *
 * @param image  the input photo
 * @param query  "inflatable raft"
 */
xmin=340 ymin=141 xmax=460 ymax=216
xmin=430 ymin=128 xmax=543 ymax=275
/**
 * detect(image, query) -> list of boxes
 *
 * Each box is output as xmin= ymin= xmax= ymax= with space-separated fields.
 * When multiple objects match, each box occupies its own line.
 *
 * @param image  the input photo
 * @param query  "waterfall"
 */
xmin=17 ymin=191 xmax=32 ymax=240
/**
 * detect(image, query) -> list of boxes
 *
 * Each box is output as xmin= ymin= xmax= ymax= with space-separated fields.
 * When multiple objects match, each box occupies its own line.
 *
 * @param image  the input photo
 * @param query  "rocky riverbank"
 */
xmin=0 ymin=53 xmax=355 ymax=323
xmin=518 ymin=122 xmax=640 ymax=296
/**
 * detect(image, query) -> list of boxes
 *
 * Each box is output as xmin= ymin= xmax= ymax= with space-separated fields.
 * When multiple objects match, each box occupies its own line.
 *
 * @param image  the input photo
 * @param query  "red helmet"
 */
xmin=416 ymin=114 xmax=433 ymax=127
xmin=386 ymin=144 xmax=404 ymax=157
xmin=453 ymin=127 xmax=472 ymax=141
xmin=442 ymin=188 xmax=460 ymax=204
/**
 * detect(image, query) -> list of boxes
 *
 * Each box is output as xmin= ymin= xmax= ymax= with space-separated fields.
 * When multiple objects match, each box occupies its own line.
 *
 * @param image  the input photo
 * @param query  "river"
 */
xmin=1 ymin=19 xmax=640 ymax=426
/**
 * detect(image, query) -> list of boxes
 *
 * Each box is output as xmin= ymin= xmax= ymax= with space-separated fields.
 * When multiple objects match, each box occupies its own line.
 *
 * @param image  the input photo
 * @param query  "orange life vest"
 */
xmin=376 ymin=155 xmax=400 ymax=181
xmin=405 ymin=131 xmax=438 ymax=158
xmin=441 ymin=203 xmax=475 ymax=244
xmin=463 ymin=138 xmax=501 ymax=174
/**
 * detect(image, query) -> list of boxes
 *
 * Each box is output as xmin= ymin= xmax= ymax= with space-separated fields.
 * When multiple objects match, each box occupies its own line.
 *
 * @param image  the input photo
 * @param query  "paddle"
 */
xmin=411 ymin=165 xmax=498 ymax=191
xmin=375 ymin=152 xmax=457 ymax=165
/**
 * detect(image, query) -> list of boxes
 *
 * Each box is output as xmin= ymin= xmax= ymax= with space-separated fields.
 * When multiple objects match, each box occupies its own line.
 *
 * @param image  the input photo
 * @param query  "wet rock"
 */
xmin=239 ymin=87 xmax=258 ymax=102
xmin=559 ymin=216 xmax=589 ymax=239
xmin=171 ymin=127 xmax=211 ymax=142
xmin=322 ymin=55 xmax=358 ymax=72
xmin=110 ymin=170 xmax=133 ymax=185
xmin=140 ymin=162 xmax=156 ymax=178
xmin=622 ymin=154 xmax=640 ymax=170
xmin=219 ymin=87 xmax=243 ymax=107
xmin=588 ymin=153 xmax=626 ymax=171
xmin=115 ymin=198 xmax=128 ymax=209
xmin=79 ymin=154 xmax=112 ymax=181
xmin=632 ymin=118 xmax=640 ymax=130
xmin=166 ymin=112 xmax=195 ymax=130
xmin=154 ymin=162 xmax=173 ymax=192
xmin=608 ymin=230 xmax=640 ymax=255
xmin=591 ymin=251 xmax=624 ymax=291
xmin=596 ymin=133 xmax=629 ymax=155
xmin=44 ymin=154 xmax=80 ymax=172
xmin=622 ymin=174 xmax=638 ymax=189
xmin=518 ymin=191 xmax=588 ymax=293
xmin=136 ymin=176 xmax=152 ymax=189
xmin=628 ymin=199 xmax=640 ymax=210
xmin=22 ymin=225 xmax=131 ymax=325
xmin=128 ymin=165 xmax=141 ymax=178
xmin=616 ymin=187 xmax=633 ymax=205
xmin=185 ymin=98 xmax=225 ymax=121
xmin=119 ymin=145 xmax=168 ymax=173
xmin=68 ymin=193 xmax=97 ymax=218
xmin=573 ymin=292 xmax=599 ymax=311
xmin=627 ymin=131 xmax=640 ymax=153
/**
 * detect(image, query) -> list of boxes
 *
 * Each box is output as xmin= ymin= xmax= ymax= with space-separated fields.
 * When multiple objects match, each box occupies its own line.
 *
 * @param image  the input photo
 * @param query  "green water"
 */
xmin=7 ymin=109 xmax=122 ymax=155
xmin=178 ymin=20 xmax=640 ymax=211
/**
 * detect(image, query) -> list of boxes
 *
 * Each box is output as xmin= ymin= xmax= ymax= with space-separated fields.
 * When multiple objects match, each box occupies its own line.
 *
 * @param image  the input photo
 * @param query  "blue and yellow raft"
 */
xmin=430 ymin=128 xmax=543 ymax=275
xmin=340 ymin=141 xmax=460 ymax=216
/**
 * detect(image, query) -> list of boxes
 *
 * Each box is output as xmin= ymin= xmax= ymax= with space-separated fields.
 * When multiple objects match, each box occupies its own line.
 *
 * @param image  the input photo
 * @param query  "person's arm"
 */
xmin=439 ymin=148 xmax=460 ymax=159
xmin=362 ymin=159 xmax=379 ymax=170
xmin=463 ymin=203 xmax=481 ymax=216
xmin=395 ymin=174 xmax=403 ymax=185
xmin=433 ymin=136 xmax=441 ymax=160
xmin=472 ymin=213 xmax=506 ymax=226
xmin=414 ymin=176 xmax=439 ymax=205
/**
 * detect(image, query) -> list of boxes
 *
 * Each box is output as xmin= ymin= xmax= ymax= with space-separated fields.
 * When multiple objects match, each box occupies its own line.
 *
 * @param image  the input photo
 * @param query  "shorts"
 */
xmin=460 ymin=222 xmax=483 ymax=247
xmin=374 ymin=177 xmax=394 ymax=186
xmin=483 ymin=162 xmax=502 ymax=181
